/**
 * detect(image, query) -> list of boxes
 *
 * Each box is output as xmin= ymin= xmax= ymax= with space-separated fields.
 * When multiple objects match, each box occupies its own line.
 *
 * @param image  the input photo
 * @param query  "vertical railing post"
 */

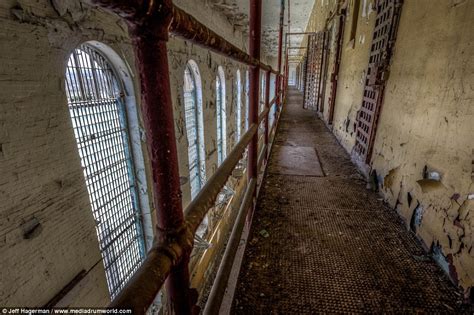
xmin=284 ymin=48 xmax=289 ymax=99
xmin=126 ymin=2 xmax=194 ymax=314
xmin=276 ymin=0 xmax=285 ymax=107
xmin=248 ymin=0 xmax=262 ymax=191
xmin=264 ymin=70 xmax=271 ymax=159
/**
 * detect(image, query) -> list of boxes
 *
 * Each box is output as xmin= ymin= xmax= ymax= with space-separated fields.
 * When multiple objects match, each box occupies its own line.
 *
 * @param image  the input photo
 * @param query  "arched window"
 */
xmin=260 ymin=71 xmax=266 ymax=112
xmin=216 ymin=66 xmax=226 ymax=165
xmin=235 ymin=70 xmax=242 ymax=141
xmin=64 ymin=44 xmax=145 ymax=298
xmin=245 ymin=70 xmax=250 ymax=131
xmin=183 ymin=61 xmax=206 ymax=199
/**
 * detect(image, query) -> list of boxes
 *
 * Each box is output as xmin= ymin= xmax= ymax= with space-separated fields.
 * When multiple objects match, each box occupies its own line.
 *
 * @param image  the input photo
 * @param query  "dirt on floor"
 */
xmin=231 ymin=89 xmax=471 ymax=314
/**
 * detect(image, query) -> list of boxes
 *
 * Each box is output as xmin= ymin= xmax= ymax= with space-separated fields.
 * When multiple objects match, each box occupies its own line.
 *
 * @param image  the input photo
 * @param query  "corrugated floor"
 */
xmin=231 ymin=88 xmax=468 ymax=314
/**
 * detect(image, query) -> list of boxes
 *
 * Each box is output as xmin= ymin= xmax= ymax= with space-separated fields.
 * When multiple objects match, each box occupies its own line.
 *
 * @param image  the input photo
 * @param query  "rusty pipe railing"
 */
xmin=172 ymin=6 xmax=276 ymax=74
xmin=184 ymin=124 xmax=257 ymax=234
xmin=88 ymin=0 xmax=286 ymax=313
xmin=202 ymin=178 xmax=256 ymax=315
xmin=88 ymin=1 xmax=277 ymax=74
xmin=202 ymin=90 xmax=280 ymax=314
xmin=110 ymin=114 xmax=271 ymax=311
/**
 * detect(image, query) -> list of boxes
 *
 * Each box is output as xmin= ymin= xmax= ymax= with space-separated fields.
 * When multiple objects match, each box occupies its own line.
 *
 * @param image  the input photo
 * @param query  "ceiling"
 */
xmin=206 ymin=0 xmax=315 ymax=57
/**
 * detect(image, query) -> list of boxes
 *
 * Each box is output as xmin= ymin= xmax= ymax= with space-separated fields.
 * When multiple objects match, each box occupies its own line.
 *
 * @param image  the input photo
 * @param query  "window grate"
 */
xmin=184 ymin=65 xmax=203 ymax=199
xmin=64 ymin=44 xmax=145 ymax=298
xmin=260 ymin=72 xmax=266 ymax=113
xmin=216 ymin=71 xmax=227 ymax=165
xmin=235 ymin=70 xmax=242 ymax=141
xmin=245 ymin=70 xmax=250 ymax=131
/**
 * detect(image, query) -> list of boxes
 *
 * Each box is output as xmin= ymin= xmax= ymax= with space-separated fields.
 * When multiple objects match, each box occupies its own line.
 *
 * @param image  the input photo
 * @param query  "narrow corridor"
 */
xmin=232 ymin=88 xmax=467 ymax=313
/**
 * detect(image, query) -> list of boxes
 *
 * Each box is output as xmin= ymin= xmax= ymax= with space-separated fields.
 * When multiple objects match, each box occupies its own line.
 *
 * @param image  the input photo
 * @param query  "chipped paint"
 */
xmin=300 ymin=0 xmax=474 ymax=296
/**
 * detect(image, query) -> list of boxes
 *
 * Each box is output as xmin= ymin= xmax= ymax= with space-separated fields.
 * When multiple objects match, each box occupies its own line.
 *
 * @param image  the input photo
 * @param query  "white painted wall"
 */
xmin=0 ymin=0 xmax=270 ymax=307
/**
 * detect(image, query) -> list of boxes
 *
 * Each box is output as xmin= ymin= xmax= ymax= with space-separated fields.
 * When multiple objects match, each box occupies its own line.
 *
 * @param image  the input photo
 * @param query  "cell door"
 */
xmin=303 ymin=32 xmax=325 ymax=110
xmin=303 ymin=34 xmax=316 ymax=109
xmin=328 ymin=12 xmax=346 ymax=124
xmin=311 ymin=32 xmax=324 ymax=111
xmin=353 ymin=0 xmax=403 ymax=164
xmin=317 ymin=30 xmax=330 ymax=113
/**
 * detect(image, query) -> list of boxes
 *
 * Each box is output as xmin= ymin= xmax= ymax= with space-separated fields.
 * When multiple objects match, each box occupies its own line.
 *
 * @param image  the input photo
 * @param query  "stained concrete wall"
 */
xmin=370 ymin=0 xmax=474 ymax=294
xmin=0 ymin=0 xmax=265 ymax=307
xmin=301 ymin=0 xmax=474 ymax=297
xmin=301 ymin=0 xmax=375 ymax=152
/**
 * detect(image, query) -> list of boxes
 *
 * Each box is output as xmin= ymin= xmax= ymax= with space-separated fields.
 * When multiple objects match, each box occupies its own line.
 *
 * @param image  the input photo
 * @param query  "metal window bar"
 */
xmin=260 ymin=72 xmax=266 ymax=112
xmin=64 ymin=44 xmax=145 ymax=299
xmin=235 ymin=71 xmax=242 ymax=141
xmin=184 ymin=66 xmax=203 ymax=199
xmin=216 ymin=75 xmax=226 ymax=165
xmin=83 ymin=1 xmax=284 ymax=312
xmin=245 ymin=71 xmax=250 ymax=131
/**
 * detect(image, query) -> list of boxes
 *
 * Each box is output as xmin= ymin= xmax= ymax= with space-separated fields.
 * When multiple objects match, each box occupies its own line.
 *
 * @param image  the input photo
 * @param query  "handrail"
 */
xmin=258 ymin=143 xmax=267 ymax=171
xmin=172 ymin=6 xmax=277 ymax=74
xmin=258 ymin=107 xmax=270 ymax=125
xmin=202 ymin=178 xmax=257 ymax=315
xmin=88 ymin=0 xmax=285 ymax=312
xmin=89 ymin=1 xmax=277 ymax=74
xmin=203 ymin=92 xmax=282 ymax=314
xmin=110 ymin=124 xmax=258 ymax=311
xmin=184 ymin=124 xmax=258 ymax=234
xmin=186 ymin=100 xmax=274 ymax=234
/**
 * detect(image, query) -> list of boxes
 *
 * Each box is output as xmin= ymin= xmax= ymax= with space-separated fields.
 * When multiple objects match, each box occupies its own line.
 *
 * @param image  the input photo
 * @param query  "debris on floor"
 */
xmin=231 ymin=89 xmax=469 ymax=314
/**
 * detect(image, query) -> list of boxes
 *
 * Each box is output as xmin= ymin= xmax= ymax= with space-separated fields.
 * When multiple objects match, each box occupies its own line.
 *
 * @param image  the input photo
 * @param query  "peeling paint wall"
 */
xmin=301 ymin=0 xmax=375 ymax=152
xmin=370 ymin=0 xmax=474 ymax=295
xmin=331 ymin=0 xmax=375 ymax=152
xmin=303 ymin=0 xmax=474 ymax=297
xmin=0 ymin=0 xmax=264 ymax=307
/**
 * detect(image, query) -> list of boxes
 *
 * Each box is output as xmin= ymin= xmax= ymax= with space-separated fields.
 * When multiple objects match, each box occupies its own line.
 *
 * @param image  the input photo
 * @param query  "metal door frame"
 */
xmin=353 ymin=0 xmax=403 ymax=168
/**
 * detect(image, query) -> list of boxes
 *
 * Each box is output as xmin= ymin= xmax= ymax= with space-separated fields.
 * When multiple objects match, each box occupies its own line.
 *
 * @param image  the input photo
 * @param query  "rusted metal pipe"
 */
xmin=285 ymin=31 xmax=316 ymax=36
xmin=284 ymin=48 xmax=289 ymax=94
xmin=184 ymin=124 xmax=257 ymax=233
xmin=171 ymin=6 xmax=275 ymax=74
xmin=248 ymin=0 xmax=262 ymax=188
xmin=109 ymin=233 xmax=186 ymax=312
xmin=88 ymin=0 xmax=194 ymax=312
xmin=129 ymin=21 xmax=194 ymax=315
xmin=88 ymin=0 xmax=276 ymax=74
xmin=276 ymin=0 xmax=285 ymax=106
xmin=202 ymin=178 xmax=256 ymax=315
xmin=87 ymin=0 xmax=281 ymax=313
xmin=257 ymin=143 xmax=267 ymax=172
xmin=258 ymin=107 xmax=270 ymax=124
xmin=287 ymin=0 xmax=291 ymax=35
xmin=284 ymin=32 xmax=316 ymax=57
xmin=132 ymin=21 xmax=196 ymax=315
xmin=111 ymin=123 xmax=259 ymax=313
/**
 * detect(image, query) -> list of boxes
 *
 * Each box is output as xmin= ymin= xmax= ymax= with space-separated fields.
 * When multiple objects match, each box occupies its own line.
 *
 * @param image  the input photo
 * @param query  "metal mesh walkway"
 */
xmin=231 ymin=88 xmax=468 ymax=314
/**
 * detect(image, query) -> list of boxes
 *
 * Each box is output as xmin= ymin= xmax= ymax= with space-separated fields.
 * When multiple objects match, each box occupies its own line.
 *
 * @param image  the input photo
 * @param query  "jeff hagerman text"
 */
xmin=1 ymin=308 xmax=132 ymax=314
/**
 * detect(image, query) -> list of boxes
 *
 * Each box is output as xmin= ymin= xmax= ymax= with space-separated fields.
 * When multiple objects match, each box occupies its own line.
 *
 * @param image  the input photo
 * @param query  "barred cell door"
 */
xmin=303 ymin=32 xmax=326 ymax=110
xmin=353 ymin=0 xmax=403 ymax=164
xmin=311 ymin=32 xmax=324 ymax=111
xmin=303 ymin=34 xmax=316 ymax=109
